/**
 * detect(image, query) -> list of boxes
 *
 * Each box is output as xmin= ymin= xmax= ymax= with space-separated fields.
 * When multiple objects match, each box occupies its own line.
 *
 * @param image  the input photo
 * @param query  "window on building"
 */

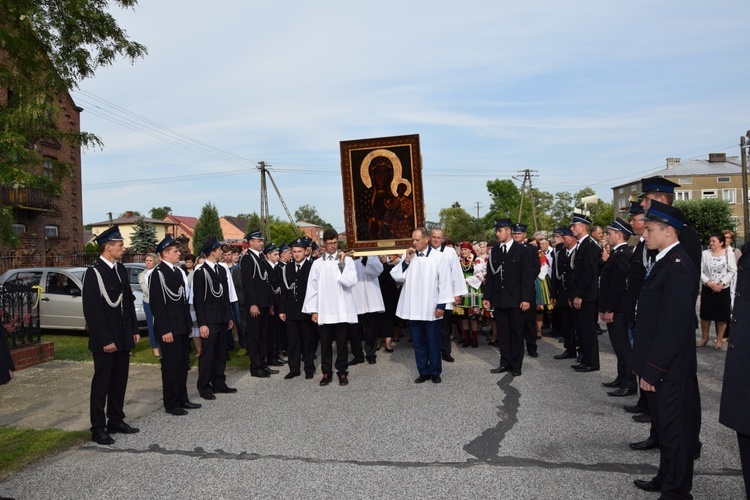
xmin=11 ymin=224 xmax=25 ymax=234
xmin=717 ymin=177 xmax=731 ymax=183
xmin=702 ymin=190 xmax=717 ymax=200
xmin=618 ymin=188 xmax=623 ymax=194
xmin=618 ymin=199 xmax=628 ymax=211
xmin=678 ymin=178 xmax=693 ymax=185
xmin=45 ymin=225 xmax=59 ymax=237
xmin=631 ymin=185 xmax=637 ymax=192
xmin=675 ymin=191 xmax=691 ymax=201
xmin=42 ymin=161 xmax=54 ymax=182
xmin=723 ymin=189 xmax=736 ymax=204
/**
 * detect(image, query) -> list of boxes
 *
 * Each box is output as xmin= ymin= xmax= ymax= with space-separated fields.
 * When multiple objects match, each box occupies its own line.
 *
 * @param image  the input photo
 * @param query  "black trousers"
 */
xmin=197 ymin=323 xmax=228 ymax=394
xmin=607 ymin=312 xmax=636 ymax=389
xmin=738 ymin=432 xmax=750 ymax=500
xmin=286 ymin=318 xmax=316 ymax=376
xmin=360 ymin=312 xmax=379 ymax=358
xmin=495 ymin=307 xmax=524 ymax=371
xmin=157 ymin=334 xmax=190 ymax=411
xmin=557 ymin=300 xmax=576 ymax=354
xmin=573 ymin=300 xmax=599 ymax=368
xmin=243 ymin=306 xmax=269 ymax=372
xmin=266 ymin=312 xmax=281 ymax=362
xmin=440 ymin=310 xmax=452 ymax=355
xmin=349 ymin=318 xmax=365 ymax=362
xmin=522 ymin=307 xmax=537 ymax=354
xmin=319 ymin=322 xmax=349 ymax=375
xmin=648 ymin=375 xmax=701 ymax=498
xmin=90 ymin=350 xmax=130 ymax=432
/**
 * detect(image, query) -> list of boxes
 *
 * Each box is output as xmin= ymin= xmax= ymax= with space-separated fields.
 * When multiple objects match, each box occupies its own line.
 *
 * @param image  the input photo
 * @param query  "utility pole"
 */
xmin=474 ymin=201 xmax=482 ymax=218
xmin=742 ymin=136 xmax=749 ymax=241
xmin=513 ymin=169 xmax=539 ymax=231
xmin=257 ymin=161 xmax=301 ymax=243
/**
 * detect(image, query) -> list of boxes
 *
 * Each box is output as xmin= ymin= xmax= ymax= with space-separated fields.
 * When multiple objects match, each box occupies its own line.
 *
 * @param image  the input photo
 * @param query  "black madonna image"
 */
xmin=340 ymin=134 xmax=424 ymax=252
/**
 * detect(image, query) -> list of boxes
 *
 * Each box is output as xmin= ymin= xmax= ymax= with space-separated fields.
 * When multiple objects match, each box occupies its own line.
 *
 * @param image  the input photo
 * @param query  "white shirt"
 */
xmin=352 ymin=257 xmax=385 ymax=314
xmin=391 ymin=249 xmax=454 ymax=321
xmin=302 ymin=254 xmax=358 ymax=325
xmin=218 ymin=262 xmax=239 ymax=302
xmin=430 ymin=245 xmax=467 ymax=309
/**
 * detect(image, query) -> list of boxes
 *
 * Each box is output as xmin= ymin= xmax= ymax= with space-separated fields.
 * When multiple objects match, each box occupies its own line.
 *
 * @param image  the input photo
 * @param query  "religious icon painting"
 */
xmin=340 ymin=134 xmax=425 ymax=253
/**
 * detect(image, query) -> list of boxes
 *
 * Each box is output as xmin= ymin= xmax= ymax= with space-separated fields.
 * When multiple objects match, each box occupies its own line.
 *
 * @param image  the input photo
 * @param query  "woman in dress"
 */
xmin=138 ymin=253 xmax=159 ymax=357
xmin=457 ymin=242 xmax=482 ymax=347
xmin=698 ymin=233 xmax=737 ymax=349
xmin=534 ymin=248 xmax=553 ymax=338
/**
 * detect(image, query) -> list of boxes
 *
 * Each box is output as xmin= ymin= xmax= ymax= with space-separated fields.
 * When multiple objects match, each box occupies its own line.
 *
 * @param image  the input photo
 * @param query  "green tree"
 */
xmin=550 ymin=191 xmax=574 ymax=227
xmin=485 ymin=179 xmax=553 ymax=232
xmin=269 ymin=220 xmax=300 ymax=246
xmin=193 ymin=202 xmax=224 ymax=251
xmin=149 ymin=206 xmax=172 ymax=219
xmin=439 ymin=206 xmax=485 ymax=242
xmin=237 ymin=212 xmax=262 ymax=231
xmin=129 ymin=216 xmax=157 ymax=252
xmin=294 ymin=204 xmax=332 ymax=229
xmin=675 ymin=199 xmax=735 ymax=245
xmin=591 ymin=202 xmax=614 ymax=229
xmin=0 ymin=1 xmax=147 ymax=245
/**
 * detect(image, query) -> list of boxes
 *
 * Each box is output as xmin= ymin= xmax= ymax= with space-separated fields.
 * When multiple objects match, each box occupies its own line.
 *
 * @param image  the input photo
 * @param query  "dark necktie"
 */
xmin=417 ymin=251 xmax=424 ymax=257
xmin=296 ymin=263 xmax=301 ymax=273
xmin=500 ymin=245 xmax=507 ymax=255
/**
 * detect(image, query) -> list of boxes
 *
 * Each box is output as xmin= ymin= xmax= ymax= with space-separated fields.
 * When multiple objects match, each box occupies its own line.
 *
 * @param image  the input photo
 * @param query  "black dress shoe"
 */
xmin=623 ymin=404 xmax=644 ymax=414
xmin=305 ymin=373 xmax=314 ymax=379
xmin=319 ymin=374 xmax=332 ymax=386
xmin=107 ymin=422 xmax=139 ymax=434
xmin=574 ymin=366 xmax=599 ymax=372
xmin=630 ymin=437 xmax=659 ymax=450
xmin=338 ymin=374 xmax=349 ymax=386
xmin=366 ymin=357 xmax=376 ymax=365
xmin=180 ymin=401 xmax=202 ymax=409
xmin=554 ymin=351 xmax=576 ymax=359
xmin=251 ymin=370 xmax=270 ymax=378
xmin=414 ymin=375 xmax=430 ymax=384
xmin=92 ymin=431 xmax=115 ymax=445
xmin=608 ymin=387 xmax=637 ymax=397
xmin=431 ymin=375 xmax=442 ymax=383
xmin=527 ymin=351 xmax=538 ymax=358
xmin=268 ymin=357 xmax=286 ymax=366
xmin=213 ymin=387 xmax=237 ymax=393
xmin=570 ymin=363 xmax=585 ymax=369
xmin=511 ymin=370 xmax=522 ymax=376
xmin=264 ymin=367 xmax=279 ymax=374
xmin=200 ymin=392 xmax=216 ymax=400
xmin=632 ymin=413 xmax=652 ymax=423
xmin=384 ymin=348 xmax=394 ymax=353
xmin=633 ymin=478 xmax=661 ymax=492
xmin=602 ymin=379 xmax=621 ymax=388
xmin=284 ymin=372 xmax=300 ymax=379
xmin=490 ymin=366 xmax=510 ymax=374
xmin=442 ymin=353 xmax=455 ymax=362
xmin=348 ymin=358 xmax=364 ymax=366
xmin=166 ymin=408 xmax=188 ymax=416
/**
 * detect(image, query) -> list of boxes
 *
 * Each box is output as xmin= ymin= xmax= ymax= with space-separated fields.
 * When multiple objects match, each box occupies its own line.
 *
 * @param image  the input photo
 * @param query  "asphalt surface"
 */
xmin=0 ymin=327 xmax=745 ymax=500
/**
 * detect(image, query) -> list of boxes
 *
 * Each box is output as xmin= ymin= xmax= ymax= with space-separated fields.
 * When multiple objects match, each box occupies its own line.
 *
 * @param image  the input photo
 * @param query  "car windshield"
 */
xmin=70 ymin=270 xmax=84 ymax=281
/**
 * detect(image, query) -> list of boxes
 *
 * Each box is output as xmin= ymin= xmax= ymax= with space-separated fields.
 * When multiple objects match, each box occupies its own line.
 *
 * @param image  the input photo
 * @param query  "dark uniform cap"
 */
xmin=494 ymin=218 xmax=512 ymax=229
xmin=244 ymin=229 xmax=263 ymax=241
xmin=279 ymin=243 xmax=291 ymax=253
xmin=291 ymin=237 xmax=309 ymax=249
xmin=511 ymin=222 xmax=528 ymax=234
xmin=263 ymin=243 xmax=279 ymax=254
xmin=605 ymin=217 xmax=633 ymax=238
xmin=200 ymin=237 xmax=221 ymax=256
xmin=95 ymin=225 xmax=124 ymax=246
xmin=551 ymin=227 xmax=563 ymax=236
xmin=571 ymin=213 xmax=592 ymax=225
xmin=640 ymin=176 xmax=680 ymax=195
xmin=629 ymin=200 xmax=644 ymax=215
xmin=311 ymin=242 xmax=319 ymax=251
xmin=156 ymin=235 xmax=180 ymax=253
xmin=639 ymin=200 xmax=685 ymax=230
xmin=560 ymin=227 xmax=574 ymax=237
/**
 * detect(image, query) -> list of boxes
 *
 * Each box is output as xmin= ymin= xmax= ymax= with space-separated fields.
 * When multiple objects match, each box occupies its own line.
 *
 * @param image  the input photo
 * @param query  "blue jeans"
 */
xmin=143 ymin=302 xmax=157 ymax=349
xmin=409 ymin=320 xmax=442 ymax=376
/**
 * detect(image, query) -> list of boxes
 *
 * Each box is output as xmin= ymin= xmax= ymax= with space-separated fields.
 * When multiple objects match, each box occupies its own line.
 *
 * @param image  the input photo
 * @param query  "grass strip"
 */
xmin=0 ymin=427 xmax=89 ymax=481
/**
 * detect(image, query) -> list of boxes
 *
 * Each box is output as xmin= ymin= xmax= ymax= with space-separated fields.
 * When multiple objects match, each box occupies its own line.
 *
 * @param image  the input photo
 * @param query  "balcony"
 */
xmin=0 ymin=187 xmax=53 ymax=210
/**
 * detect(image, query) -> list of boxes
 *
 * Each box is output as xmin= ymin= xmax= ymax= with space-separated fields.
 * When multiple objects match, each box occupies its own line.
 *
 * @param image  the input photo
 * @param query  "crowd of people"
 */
xmin=70 ymin=174 xmax=749 ymax=499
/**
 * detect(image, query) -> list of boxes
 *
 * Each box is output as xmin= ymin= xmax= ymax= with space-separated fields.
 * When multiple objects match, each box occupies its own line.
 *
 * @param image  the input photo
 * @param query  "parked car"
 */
xmin=0 ymin=267 xmax=147 ymax=331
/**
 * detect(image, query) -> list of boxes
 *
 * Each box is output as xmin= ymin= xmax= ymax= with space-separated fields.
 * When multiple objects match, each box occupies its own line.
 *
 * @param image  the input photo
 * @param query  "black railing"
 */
xmin=0 ymin=286 xmax=42 ymax=349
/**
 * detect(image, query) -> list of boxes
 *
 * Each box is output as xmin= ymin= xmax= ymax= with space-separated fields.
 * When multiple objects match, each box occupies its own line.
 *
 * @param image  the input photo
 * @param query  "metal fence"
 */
xmin=0 ymin=285 xmax=42 ymax=350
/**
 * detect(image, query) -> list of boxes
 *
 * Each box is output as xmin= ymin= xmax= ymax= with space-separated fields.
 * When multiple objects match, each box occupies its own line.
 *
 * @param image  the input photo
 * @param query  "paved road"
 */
xmin=0 ymin=331 xmax=744 ymax=499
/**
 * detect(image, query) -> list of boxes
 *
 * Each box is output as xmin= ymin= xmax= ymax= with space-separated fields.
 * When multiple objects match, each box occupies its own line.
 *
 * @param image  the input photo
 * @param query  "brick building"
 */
xmin=164 ymin=214 xmax=199 ymax=252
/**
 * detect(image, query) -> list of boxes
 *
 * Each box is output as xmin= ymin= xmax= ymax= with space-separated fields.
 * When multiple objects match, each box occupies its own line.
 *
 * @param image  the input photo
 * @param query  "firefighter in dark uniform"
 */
xmin=483 ymin=218 xmax=534 ymax=376
xmin=631 ymin=200 xmax=700 ymax=498
xmin=510 ymin=222 xmax=539 ymax=357
xmin=279 ymin=237 xmax=316 ymax=379
xmin=598 ymin=218 xmax=635 ymax=396
xmin=150 ymin=235 xmax=200 ymax=415
xmin=552 ymin=227 xmax=578 ymax=360
xmin=83 ymin=225 xmax=141 ymax=445
xmin=193 ymin=237 xmax=236 ymax=400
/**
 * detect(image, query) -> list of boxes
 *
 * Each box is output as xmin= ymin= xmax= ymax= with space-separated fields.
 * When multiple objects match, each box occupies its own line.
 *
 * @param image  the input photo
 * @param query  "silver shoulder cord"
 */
xmin=488 ymin=247 xmax=502 ymax=276
xmin=283 ymin=266 xmax=297 ymax=301
xmin=202 ymin=267 xmax=224 ymax=300
xmin=91 ymin=268 xmax=123 ymax=309
xmin=157 ymin=270 xmax=185 ymax=303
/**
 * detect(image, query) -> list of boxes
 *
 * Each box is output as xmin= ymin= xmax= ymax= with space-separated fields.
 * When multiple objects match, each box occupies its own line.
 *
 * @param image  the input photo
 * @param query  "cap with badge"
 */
xmin=263 ymin=243 xmax=279 ymax=255
xmin=200 ymin=237 xmax=222 ymax=256
xmin=605 ymin=218 xmax=634 ymax=238
xmin=560 ymin=227 xmax=574 ymax=237
xmin=640 ymin=176 xmax=680 ymax=195
xmin=494 ymin=218 xmax=512 ymax=229
xmin=291 ymin=237 xmax=309 ymax=249
xmin=311 ymin=241 xmax=319 ymax=251
xmin=511 ymin=222 xmax=528 ymax=234
xmin=628 ymin=200 xmax=644 ymax=215
xmin=571 ymin=213 xmax=592 ymax=225
xmin=279 ymin=243 xmax=291 ymax=253
xmin=244 ymin=229 xmax=263 ymax=241
xmin=94 ymin=225 xmax=124 ymax=246
xmin=639 ymin=200 xmax=685 ymax=230
xmin=551 ymin=227 xmax=563 ymax=236
xmin=156 ymin=235 xmax=181 ymax=253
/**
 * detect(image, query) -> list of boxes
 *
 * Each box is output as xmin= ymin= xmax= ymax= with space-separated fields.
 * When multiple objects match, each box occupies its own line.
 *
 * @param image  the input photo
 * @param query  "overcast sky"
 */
xmin=75 ymin=1 xmax=749 ymax=231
